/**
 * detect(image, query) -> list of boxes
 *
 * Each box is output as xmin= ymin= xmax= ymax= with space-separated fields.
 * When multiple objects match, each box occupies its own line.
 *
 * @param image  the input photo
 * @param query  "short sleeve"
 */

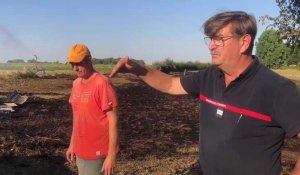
xmin=99 ymin=79 xmax=118 ymax=112
xmin=273 ymin=81 xmax=300 ymax=138
xmin=180 ymin=70 xmax=204 ymax=98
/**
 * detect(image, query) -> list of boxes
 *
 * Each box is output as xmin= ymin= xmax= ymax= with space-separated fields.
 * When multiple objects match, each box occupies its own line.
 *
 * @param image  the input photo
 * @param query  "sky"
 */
xmin=0 ymin=0 xmax=279 ymax=64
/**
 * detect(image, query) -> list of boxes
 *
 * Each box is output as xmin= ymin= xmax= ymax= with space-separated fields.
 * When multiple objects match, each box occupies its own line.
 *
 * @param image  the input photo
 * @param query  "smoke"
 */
xmin=0 ymin=25 xmax=34 ymax=62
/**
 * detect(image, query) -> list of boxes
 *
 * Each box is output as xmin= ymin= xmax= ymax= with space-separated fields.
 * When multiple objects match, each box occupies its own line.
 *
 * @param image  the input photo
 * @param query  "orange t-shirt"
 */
xmin=69 ymin=73 xmax=118 ymax=159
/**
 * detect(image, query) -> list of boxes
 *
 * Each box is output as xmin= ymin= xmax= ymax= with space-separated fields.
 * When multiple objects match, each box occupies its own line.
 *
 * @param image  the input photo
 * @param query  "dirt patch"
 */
xmin=0 ymin=74 xmax=299 ymax=174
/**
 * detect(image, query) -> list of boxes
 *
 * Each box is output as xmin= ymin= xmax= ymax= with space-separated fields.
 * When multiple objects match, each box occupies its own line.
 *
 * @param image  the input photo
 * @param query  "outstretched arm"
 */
xmin=109 ymin=57 xmax=187 ymax=95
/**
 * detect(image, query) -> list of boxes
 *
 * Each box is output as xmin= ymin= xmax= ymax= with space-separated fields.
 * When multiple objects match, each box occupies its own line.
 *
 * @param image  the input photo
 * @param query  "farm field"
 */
xmin=0 ymin=68 xmax=300 ymax=175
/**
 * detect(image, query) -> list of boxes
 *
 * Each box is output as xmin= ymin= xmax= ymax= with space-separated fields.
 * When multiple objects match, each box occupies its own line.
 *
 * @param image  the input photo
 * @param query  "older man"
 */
xmin=109 ymin=11 xmax=300 ymax=175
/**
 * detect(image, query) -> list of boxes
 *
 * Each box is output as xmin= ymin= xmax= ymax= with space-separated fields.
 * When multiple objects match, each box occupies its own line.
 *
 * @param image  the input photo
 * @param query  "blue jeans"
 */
xmin=76 ymin=156 xmax=105 ymax=175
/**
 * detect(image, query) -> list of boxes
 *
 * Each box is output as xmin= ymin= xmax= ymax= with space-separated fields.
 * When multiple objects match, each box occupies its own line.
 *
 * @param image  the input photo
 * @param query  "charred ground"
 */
xmin=0 ymin=74 xmax=299 ymax=175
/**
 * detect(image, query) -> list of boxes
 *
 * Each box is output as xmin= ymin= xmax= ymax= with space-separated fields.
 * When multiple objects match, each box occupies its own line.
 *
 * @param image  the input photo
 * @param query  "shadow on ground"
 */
xmin=0 ymin=156 xmax=75 ymax=175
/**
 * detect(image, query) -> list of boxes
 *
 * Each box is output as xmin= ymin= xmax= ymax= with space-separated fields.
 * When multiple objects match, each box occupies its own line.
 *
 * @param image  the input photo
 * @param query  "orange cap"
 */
xmin=67 ymin=43 xmax=91 ymax=63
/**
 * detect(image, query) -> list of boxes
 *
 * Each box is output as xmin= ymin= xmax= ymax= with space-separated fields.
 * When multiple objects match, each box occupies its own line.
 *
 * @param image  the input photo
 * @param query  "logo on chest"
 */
xmin=216 ymin=108 xmax=224 ymax=118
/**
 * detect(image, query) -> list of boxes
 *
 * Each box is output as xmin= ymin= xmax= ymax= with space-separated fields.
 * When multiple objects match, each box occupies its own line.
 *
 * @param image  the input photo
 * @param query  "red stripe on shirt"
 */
xmin=199 ymin=94 xmax=272 ymax=122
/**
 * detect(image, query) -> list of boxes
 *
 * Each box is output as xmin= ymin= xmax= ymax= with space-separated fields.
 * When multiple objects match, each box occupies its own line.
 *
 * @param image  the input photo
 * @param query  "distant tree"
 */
xmin=134 ymin=59 xmax=145 ymax=65
xmin=111 ymin=58 xmax=120 ymax=64
xmin=152 ymin=58 xmax=210 ymax=73
xmin=157 ymin=58 xmax=176 ymax=73
xmin=93 ymin=57 xmax=120 ymax=64
xmin=259 ymin=0 xmax=299 ymax=46
xmin=256 ymin=29 xmax=292 ymax=68
xmin=93 ymin=57 xmax=145 ymax=65
xmin=27 ymin=59 xmax=38 ymax=63
xmin=7 ymin=59 xmax=25 ymax=63
xmin=288 ymin=45 xmax=300 ymax=65
xmin=103 ymin=57 xmax=114 ymax=64
xmin=93 ymin=58 xmax=103 ymax=64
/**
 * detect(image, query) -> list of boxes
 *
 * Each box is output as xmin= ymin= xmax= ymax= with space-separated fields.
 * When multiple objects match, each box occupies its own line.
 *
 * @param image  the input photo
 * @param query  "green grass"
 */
xmin=0 ymin=63 xmax=68 ymax=71
xmin=0 ymin=63 xmax=115 ymax=74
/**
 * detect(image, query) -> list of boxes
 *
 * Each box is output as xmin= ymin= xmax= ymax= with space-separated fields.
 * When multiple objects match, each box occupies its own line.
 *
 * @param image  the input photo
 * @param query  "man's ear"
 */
xmin=240 ymin=34 xmax=251 ymax=54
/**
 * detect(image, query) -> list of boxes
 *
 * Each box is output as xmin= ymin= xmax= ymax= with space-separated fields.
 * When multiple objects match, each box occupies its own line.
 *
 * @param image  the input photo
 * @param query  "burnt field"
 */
xmin=0 ymin=74 xmax=299 ymax=175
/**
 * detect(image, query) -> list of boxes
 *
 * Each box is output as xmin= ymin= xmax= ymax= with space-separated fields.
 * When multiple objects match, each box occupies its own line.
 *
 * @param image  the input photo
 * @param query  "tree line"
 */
xmin=256 ymin=29 xmax=299 ymax=68
xmin=5 ymin=57 xmax=145 ymax=65
xmin=257 ymin=0 xmax=299 ymax=68
xmin=152 ymin=58 xmax=210 ymax=73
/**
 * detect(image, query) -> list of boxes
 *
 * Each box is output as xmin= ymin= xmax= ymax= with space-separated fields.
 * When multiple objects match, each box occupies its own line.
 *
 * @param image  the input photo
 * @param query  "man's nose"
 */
xmin=208 ymin=40 xmax=217 ymax=50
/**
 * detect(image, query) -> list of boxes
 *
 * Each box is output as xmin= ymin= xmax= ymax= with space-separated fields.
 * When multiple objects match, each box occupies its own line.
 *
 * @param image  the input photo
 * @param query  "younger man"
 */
xmin=66 ymin=43 xmax=119 ymax=175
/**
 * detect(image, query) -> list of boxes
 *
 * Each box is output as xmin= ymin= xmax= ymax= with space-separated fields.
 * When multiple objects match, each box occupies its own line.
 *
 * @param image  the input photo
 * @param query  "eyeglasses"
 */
xmin=204 ymin=36 xmax=235 ymax=47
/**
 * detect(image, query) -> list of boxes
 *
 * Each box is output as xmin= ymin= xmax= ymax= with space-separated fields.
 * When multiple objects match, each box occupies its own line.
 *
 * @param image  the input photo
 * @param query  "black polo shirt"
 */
xmin=180 ymin=57 xmax=300 ymax=175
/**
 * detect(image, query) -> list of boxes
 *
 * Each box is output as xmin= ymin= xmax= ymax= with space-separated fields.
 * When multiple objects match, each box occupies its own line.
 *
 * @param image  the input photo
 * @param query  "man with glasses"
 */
xmin=109 ymin=11 xmax=300 ymax=175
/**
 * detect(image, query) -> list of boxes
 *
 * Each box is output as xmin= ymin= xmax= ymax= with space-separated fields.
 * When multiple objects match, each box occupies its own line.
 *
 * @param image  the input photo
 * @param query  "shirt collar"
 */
xmin=238 ymin=55 xmax=260 ymax=79
xmin=217 ymin=55 xmax=260 ymax=80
